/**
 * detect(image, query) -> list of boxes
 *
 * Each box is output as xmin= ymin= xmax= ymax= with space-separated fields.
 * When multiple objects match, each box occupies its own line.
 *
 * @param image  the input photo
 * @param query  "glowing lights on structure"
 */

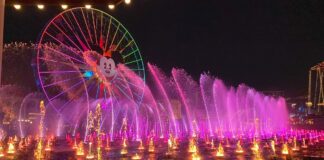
xmin=210 ymin=139 xmax=216 ymax=150
xmin=274 ymin=135 xmax=278 ymax=144
xmin=216 ymin=143 xmax=224 ymax=157
xmin=125 ymin=0 xmax=131 ymax=5
xmin=166 ymin=138 xmax=173 ymax=155
xmin=251 ymin=138 xmax=259 ymax=153
xmin=235 ymin=140 xmax=244 ymax=154
xmin=18 ymin=139 xmax=25 ymax=150
xmin=34 ymin=140 xmax=44 ymax=159
xmin=61 ymin=4 xmax=68 ymax=10
xmin=192 ymin=152 xmax=201 ymax=160
xmin=308 ymin=137 xmax=314 ymax=145
xmin=301 ymin=138 xmax=308 ymax=149
xmin=292 ymin=137 xmax=299 ymax=151
xmin=131 ymin=153 xmax=141 ymax=160
xmin=225 ymin=138 xmax=231 ymax=148
xmin=37 ymin=4 xmax=45 ymax=10
xmin=105 ymin=137 xmax=110 ymax=150
xmin=306 ymin=101 xmax=313 ymax=107
xmin=76 ymin=142 xmax=85 ymax=156
xmin=108 ymin=4 xmax=115 ymax=10
xmin=148 ymin=138 xmax=155 ymax=153
xmin=281 ymin=142 xmax=289 ymax=155
xmin=97 ymin=146 xmax=102 ymax=160
xmin=13 ymin=135 xmax=19 ymax=143
xmin=7 ymin=139 xmax=15 ymax=154
xmin=138 ymin=139 xmax=145 ymax=150
xmin=120 ymin=138 xmax=128 ymax=155
xmin=1 ymin=132 xmax=324 ymax=159
xmin=72 ymin=139 xmax=78 ymax=150
xmin=270 ymin=140 xmax=276 ymax=154
xmin=11 ymin=1 xmax=134 ymax=12
xmin=45 ymin=139 xmax=51 ymax=151
xmin=86 ymin=142 xmax=94 ymax=159
xmin=85 ymin=5 xmax=92 ymax=9
xmin=0 ymin=144 xmax=4 ymax=157
xmin=172 ymin=137 xmax=178 ymax=150
xmin=188 ymin=138 xmax=197 ymax=153
xmin=13 ymin=4 xmax=21 ymax=10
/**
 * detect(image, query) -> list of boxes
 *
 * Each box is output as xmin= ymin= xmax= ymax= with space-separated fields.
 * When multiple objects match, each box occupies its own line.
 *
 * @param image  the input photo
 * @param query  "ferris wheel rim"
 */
xmin=36 ymin=7 xmax=146 ymax=115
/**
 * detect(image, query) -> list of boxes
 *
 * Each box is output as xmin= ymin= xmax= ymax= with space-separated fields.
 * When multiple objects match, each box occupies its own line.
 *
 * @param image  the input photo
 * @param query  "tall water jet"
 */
xmin=148 ymin=63 xmax=179 ymax=137
xmin=200 ymin=74 xmax=214 ymax=137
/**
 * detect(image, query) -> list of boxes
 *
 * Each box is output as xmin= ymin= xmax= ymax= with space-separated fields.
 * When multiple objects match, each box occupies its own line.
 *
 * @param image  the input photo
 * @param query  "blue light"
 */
xmin=83 ymin=70 xmax=94 ymax=78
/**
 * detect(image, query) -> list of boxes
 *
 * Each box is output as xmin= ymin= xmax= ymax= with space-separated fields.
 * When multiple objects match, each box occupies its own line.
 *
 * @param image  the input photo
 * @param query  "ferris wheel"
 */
xmin=36 ymin=7 xmax=146 ymax=114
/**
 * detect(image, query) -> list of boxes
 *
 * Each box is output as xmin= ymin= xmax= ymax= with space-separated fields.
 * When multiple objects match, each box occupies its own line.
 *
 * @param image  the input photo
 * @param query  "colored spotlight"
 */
xmin=125 ymin=0 xmax=131 ymax=5
xmin=83 ymin=71 xmax=94 ymax=78
xmin=61 ymin=4 xmax=68 ymax=10
xmin=85 ymin=4 xmax=92 ymax=9
xmin=108 ymin=4 xmax=115 ymax=10
xmin=13 ymin=4 xmax=21 ymax=10
xmin=37 ymin=4 xmax=44 ymax=10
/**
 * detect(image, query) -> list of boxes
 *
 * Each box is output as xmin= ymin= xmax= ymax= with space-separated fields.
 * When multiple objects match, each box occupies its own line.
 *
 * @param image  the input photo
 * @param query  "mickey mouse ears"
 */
xmin=90 ymin=43 xmax=124 ymax=64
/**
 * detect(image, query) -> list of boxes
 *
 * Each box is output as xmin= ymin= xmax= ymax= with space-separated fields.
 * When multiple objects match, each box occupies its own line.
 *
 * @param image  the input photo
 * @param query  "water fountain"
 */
xmin=34 ymin=139 xmax=44 ymax=159
xmin=188 ymin=138 xmax=197 ymax=153
xmin=105 ymin=137 xmax=110 ymax=151
xmin=251 ymin=138 xmax=260 ymax=154
xmin=44 ymin=139 xmax=51 ymax=151
xmin=301 ymin=138 xmax=308 ymax=149
xmin=292 ymin=137 xmax=299 ymax=151
xmin=120 ymin=138 xmax=128 ymax=155
xmin=76 ymin=142 xmax=85 ymax=156
xmin=86 ymin=142 xmax=95 ymax=159
xmin=0 ymin=6 xmax=323 ymax=160
xmin=211 ymin=139 xmax=216 ymax=150
xmin=281 ymin=142 xmax=289 ymax=155
xmin=216 ymin=142 xmax=224 ymax=157
xmin=235 ymin=140 xmax=244 ymax=153
xmin=148 ymin=138 xmax=155 ymax=153
xmin=7 ymin=138 xmax=15 ymax=154
xmin=131 ymin=153 xmax=142 ymax=160
xmin=0 ymin=144 xmax=4 ymax=157
xmin=271 ymin=140 xmax=276 ymax=154
xmin=138 ymin=139 xmax=145 ymax=150
xmin=72 ymin=139 xmax=78 ymax=150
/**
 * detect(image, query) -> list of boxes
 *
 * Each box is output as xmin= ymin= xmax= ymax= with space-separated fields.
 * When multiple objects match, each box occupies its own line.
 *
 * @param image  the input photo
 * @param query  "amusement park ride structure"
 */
xmin=306 ymin=61 xmax=324 ymax=114
xmin=0 ymin=0 xmax=132 ymax=86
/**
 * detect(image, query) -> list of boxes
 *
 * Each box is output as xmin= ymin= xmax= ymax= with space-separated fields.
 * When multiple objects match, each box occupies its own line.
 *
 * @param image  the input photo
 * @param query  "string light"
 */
xmin=85 ymin=4 xmax=92 ymax=9
xmin=13 ymin=4 xmax=21 ymax=10
xmin=125 ymin=0 xmax=131 ymax=5
xmin=108 ymin=4 xmax=115 ymax=10
xmin=11 ymin=0 xmax=137 ymax=11
xmin=37 ymin=4 xmax=45 ymax=10
xmin=61 ymin=4 xmax=68 ymax=10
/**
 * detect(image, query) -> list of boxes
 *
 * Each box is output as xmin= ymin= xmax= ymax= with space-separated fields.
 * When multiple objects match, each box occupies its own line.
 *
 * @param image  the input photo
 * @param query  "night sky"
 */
xmin=4 ymin=0 xmax=324 ymax=97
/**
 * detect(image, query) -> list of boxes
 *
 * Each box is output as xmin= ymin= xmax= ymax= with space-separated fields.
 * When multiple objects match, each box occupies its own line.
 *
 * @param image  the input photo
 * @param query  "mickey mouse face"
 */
xmin=99 ymin=56 xmax=116 ymax=78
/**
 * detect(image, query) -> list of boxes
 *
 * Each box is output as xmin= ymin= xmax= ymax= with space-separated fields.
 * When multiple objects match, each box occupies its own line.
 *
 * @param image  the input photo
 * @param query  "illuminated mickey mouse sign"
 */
xmin=86 ymin=43 xmax=124 ymax=82
xmin=98 ymin=56 xmax=116 ymax=78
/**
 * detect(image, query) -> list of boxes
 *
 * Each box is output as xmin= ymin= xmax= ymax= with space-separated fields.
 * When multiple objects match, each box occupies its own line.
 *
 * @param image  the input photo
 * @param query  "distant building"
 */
xmin=262 ymin=90 xmax=285 ymax=97
xmin=306 ymin=61 xmax=324 ymax=115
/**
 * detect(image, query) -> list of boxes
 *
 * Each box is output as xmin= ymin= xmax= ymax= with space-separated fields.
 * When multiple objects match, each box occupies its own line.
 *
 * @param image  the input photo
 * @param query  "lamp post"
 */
xmin=0 ymin=0 xmax=4 ymax=86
